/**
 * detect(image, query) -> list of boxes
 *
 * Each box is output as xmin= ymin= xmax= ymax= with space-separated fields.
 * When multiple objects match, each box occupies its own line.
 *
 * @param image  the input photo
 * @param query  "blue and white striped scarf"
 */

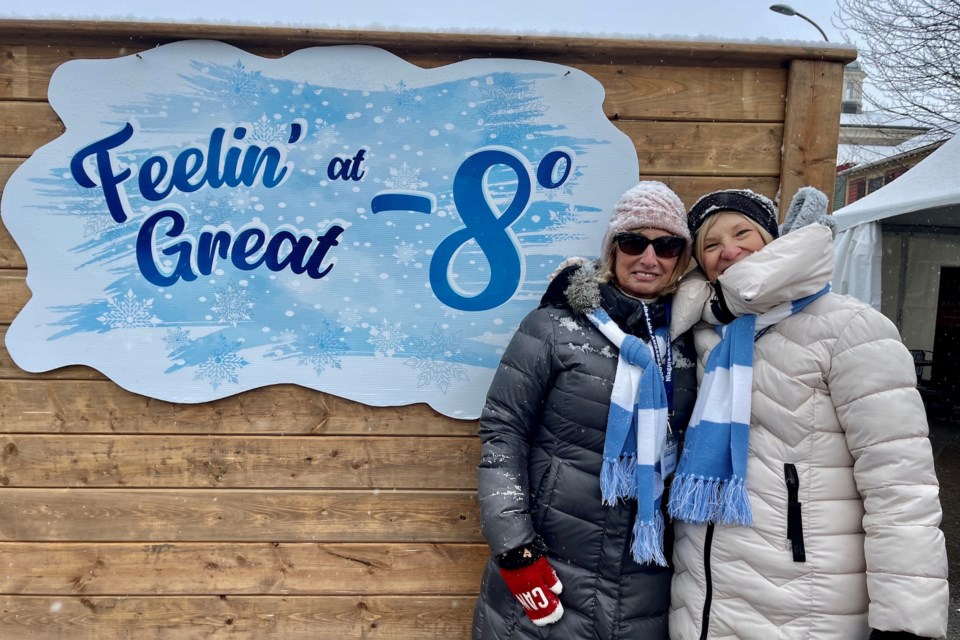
xmin=586 ymin=307 xmax=671 ymax=567
xmin=668 ymin=284 xmax=831 ymax=526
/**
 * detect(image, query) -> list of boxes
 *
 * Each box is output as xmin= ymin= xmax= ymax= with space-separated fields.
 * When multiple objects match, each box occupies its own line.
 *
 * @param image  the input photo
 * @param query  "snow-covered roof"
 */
xmin=836 ymin=134 xmax=944 ymax=170
xmin=839 ymin=111 xmax=928 ymax=130
xmin=833 ymin=133 xmax=960 ymax=231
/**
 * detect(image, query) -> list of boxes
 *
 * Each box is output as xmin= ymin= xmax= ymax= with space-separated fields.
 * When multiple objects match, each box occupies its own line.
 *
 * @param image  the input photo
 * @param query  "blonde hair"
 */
xmin=693 ymin=212 xmax=775 ymax=268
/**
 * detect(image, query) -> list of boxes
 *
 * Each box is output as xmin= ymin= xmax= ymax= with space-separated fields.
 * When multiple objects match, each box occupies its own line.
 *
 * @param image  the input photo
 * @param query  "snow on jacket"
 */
xmin=668 ymin=224 xmax=949 ymax=640
xmin=472 ymin=263 xmax=699 ymax=640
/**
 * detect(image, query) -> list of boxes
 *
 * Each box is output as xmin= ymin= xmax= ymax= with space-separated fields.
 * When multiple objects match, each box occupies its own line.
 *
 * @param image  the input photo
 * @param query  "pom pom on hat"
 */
xmin=687 ymin=189 xmax=780 ymax=241
xmin=601 ymin=182 xmax=691 ymax=260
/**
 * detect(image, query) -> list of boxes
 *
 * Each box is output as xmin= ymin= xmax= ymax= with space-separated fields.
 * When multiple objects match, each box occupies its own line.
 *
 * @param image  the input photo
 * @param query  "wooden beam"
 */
xmin=778 ymin=59 xmax=846 ymax=217
xmin=0 ymin=20 xmax=857 ymax=67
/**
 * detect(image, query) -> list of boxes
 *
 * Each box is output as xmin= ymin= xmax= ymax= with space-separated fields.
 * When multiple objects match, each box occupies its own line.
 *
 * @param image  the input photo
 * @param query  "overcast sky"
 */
xmin=0 ymin=0 xmax=851 ymax=44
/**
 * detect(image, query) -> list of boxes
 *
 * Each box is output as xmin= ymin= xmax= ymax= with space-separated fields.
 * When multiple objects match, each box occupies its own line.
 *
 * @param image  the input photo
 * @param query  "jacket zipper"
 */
xmin=698 ymin=523 xmax=714 ymax=640
xmin=784 ymin=463 xmax=806 ymax=562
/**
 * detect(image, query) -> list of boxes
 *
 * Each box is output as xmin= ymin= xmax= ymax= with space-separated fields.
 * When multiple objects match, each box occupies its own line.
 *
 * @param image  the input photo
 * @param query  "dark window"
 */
xmin=885 ymin=167 xmax=906 ymax=184
xmin=848 ymin=178 xmax=866 ymax=202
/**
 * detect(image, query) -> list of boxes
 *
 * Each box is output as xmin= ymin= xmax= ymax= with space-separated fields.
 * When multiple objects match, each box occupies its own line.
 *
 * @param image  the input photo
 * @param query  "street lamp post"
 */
xmin=769 ymin=4 xmax=829 ymax=41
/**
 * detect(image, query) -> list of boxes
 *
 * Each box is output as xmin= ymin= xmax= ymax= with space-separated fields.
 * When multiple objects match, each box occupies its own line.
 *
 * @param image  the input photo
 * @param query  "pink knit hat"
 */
xmin=600 ymin=181 xmax=691 ymax=261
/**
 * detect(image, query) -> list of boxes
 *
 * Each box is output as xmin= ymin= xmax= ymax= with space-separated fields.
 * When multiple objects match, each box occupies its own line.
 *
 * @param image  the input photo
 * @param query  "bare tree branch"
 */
xmin=836 ymin=0 xmax=960 ymax=136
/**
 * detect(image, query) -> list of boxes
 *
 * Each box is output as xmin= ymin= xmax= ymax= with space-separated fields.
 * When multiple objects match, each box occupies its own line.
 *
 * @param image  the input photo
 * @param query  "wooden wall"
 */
xmin=0 ymin=20 xmax=855 ymax=638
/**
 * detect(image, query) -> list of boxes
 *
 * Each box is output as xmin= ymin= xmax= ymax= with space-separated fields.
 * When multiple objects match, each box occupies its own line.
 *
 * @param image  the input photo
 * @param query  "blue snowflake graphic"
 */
xmin=367 ymin=320 xmax=408 ymax=358
xmin=163 ymin=327 xmax=191 ymax=351
xmin=542 ymin=207 xmax=588 ymax=243
xmin=194 ymin=335 xmax=249 ymax=390
xmin=189 ymin=193 xmax=235 ymax=226
xmin=212 ymin=284 xmax=254 ymax=327
xmin=249 ymin=114 xmax=287 ymax=144
xmin=97 ymin=289 xmax=161 ymax=329
xmin=385 ymin=162 xmax=426 ymax=190
xmin=404 ymin=324 xmax=469 ymax=394
xmin=312 ymin=119 xmax=340 ymax=147
xmin=391 ymin=80 xmax=416 ymax=109
xmin=69 ymin=195 xmax=114 ymax=238
xmin=477 ymin=75 xmax=546 ymax=145
xmin=218 ymin=59 xmax=263 ymax=108
xmin=393 ymin=241 xmax=418 ymax=266
xmin=337 ymin=307 xmax=362 ymax=333
xmin=297 ymin=322 xmax=347 ymax=374
xmin=226 ymin=188 xmax=255 ymax=215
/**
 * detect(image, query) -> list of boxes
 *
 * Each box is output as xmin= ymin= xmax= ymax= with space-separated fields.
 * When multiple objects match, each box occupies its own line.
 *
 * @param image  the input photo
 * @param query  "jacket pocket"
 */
xmin=532 ymin=457 xmax=561 ymax=530
xmin=784 ymin=463 xmax=806 ymax=562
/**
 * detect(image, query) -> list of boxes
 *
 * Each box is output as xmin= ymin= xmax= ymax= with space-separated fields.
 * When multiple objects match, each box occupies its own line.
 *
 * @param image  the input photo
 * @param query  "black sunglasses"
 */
xmin=614 ymin=233 xmax=687 ymax=258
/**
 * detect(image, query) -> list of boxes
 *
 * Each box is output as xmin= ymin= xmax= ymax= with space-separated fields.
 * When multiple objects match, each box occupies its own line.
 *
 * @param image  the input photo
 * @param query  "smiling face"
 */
xmin=697 ymin=211 xmax=770 ymax=282
xmin=613 ymin=228 xmax=682 ymax=298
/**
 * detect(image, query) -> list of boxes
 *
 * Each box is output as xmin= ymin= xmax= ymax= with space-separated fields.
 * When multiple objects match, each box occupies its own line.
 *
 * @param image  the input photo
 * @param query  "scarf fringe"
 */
xmin=631 ymin=510 xmax=667 ymax=567
xmin=600 ymin=456 xmax=637 ymax=505
xmin=668 ymin=473 xmax=753 ymax=526
xmin=718 ymin=476 xmax=753 ymax=526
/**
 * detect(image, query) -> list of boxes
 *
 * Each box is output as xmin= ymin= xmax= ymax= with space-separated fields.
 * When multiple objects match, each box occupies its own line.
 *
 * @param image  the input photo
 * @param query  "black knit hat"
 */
xmin=687 ymin=189 xmax=780 ymax=240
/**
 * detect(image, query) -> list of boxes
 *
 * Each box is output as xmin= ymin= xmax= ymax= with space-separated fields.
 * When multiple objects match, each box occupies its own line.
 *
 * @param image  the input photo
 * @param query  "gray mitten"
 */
xmin=779 ymin=186 xmax=836 ymax=237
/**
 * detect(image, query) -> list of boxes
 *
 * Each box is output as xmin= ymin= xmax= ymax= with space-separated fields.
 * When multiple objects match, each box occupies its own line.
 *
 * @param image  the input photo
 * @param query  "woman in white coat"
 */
xmin=667 ymin=187 xmax=948 ymax=640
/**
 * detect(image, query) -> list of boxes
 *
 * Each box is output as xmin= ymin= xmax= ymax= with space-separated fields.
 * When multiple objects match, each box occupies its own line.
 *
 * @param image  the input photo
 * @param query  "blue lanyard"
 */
xmin=638 ymin=302 xmax=674 ymax=415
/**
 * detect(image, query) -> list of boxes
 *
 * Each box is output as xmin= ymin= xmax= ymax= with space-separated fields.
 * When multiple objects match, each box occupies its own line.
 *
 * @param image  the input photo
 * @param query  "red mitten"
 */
xmin=499 ymin=556 xmax=564 ymax=626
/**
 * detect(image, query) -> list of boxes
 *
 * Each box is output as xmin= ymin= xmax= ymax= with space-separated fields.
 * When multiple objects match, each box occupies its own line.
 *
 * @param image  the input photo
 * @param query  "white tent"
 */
xmin=833 ymin=133 xmax=960 ymax=309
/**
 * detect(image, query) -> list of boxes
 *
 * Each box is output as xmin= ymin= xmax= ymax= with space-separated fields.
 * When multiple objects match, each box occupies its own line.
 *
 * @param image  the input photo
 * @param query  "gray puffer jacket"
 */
xmin=472 ymin=264 xmax=698 ymax=639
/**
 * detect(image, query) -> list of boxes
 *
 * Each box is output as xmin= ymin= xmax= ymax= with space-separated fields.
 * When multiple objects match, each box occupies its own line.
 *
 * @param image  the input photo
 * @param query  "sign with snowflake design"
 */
xmin=2 ymin=40 xmax=639 ymax=419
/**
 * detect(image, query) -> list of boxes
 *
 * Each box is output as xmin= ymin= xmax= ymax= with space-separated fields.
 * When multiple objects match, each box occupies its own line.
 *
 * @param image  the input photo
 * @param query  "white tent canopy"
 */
xmin=833 ymin=133 xmax=960 ymax=308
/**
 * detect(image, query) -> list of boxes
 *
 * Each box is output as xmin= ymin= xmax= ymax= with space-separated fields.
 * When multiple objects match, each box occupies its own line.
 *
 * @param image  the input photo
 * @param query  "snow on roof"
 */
xmin=837 ymin=132 xmax=947 ymax=172
xmin=833 ymin=133 xmax=959 ymax=230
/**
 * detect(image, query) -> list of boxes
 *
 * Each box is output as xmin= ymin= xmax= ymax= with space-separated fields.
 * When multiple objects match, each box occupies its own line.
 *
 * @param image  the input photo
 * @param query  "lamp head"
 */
xmin=770 ymin=4 xmax=797 ymax=16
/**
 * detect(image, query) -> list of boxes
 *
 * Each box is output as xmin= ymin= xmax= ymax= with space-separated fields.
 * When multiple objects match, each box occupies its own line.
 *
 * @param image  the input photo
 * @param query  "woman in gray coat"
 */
xmin=472 ymin=182 xmax=700 ymax=639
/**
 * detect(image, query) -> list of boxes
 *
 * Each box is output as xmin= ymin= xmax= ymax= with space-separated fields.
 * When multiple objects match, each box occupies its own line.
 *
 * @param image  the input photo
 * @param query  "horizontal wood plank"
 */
xmin=0 ymin=542 xmax=487 ymax=595
xmin=0 ymin=379 xmax=478 ymax=435
xmin=0 ymin=101 xmax=63 ymax=156
xmin=0 ymin=489 xmax=481 ymax=542
xmin=0 ymin=434 xmax=479 ymax=489
xmin=0 ymin=595 xmax=474 ymax=639
xmin=594 ymin=64 xmax=786 ymax=122
xmin=0 ymin=44 xmax=787 ymax=122
xmin=622 ymin=120 xmax=783 ymax=177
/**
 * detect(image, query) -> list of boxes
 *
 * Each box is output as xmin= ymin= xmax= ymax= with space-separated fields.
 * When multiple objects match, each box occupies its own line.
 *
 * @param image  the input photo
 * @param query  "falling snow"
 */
xmin=97 ymin=289 xmax=161 ymax=329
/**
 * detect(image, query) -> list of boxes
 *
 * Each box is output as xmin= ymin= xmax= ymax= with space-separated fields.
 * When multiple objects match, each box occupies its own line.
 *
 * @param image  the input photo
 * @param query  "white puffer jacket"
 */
xmin=669 ymin=224 xmax=949 ymax=640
